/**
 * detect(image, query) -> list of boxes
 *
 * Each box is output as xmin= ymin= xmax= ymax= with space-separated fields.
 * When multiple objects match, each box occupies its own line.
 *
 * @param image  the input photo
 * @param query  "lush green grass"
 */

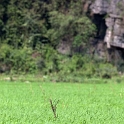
xmin=0 ymin=81 xmax=124 ymax=124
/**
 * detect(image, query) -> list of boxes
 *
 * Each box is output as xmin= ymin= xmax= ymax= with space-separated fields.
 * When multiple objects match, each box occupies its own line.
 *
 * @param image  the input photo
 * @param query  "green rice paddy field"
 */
xmin=0 ymin=81 xmax=124 ymax=124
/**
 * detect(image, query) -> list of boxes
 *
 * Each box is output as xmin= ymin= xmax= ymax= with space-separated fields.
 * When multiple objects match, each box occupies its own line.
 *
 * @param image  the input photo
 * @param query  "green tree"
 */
xmin=47 ymin=0 xmax=96 ymax=47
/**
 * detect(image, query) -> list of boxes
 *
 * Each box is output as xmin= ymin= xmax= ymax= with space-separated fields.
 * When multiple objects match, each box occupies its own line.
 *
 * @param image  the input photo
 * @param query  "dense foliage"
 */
xmin=0 ymin=0 xmax=118 ymax=79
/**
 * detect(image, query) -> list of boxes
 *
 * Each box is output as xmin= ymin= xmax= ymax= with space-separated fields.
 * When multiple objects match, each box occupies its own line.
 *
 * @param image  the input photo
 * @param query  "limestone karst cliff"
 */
xmin=90 ymin=0 xmax=124 ymax=48
xmin=81 ymin=0 xmax=124 ymax=64
xmin=57 ymin=0 xmax=124 ymax=61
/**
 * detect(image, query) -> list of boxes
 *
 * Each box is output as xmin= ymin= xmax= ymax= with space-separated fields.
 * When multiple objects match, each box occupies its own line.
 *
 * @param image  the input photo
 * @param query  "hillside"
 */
xmin=0 ymin=0 xmax=124 ymax=80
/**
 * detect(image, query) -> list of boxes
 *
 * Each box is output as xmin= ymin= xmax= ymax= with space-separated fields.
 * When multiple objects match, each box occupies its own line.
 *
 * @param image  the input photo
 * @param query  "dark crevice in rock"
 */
xmin=93 ymin=14 xmax=107 ymax=40
xmin=107 ymin=47 xmax=124 ymax=62
xmin=107 ymin=46 xmax=124 ymax=72
xmin=88 ymin=13 xmax=108 ymax=61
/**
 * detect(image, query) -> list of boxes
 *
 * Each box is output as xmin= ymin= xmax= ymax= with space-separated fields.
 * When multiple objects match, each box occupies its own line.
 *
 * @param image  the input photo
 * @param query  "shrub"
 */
xmin=94 ymin=62 xmax=118 ymax=78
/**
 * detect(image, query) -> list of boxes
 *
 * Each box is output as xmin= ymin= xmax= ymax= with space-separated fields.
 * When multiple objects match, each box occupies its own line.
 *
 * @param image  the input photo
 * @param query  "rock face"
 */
xmin=57 ymin=0 xmax=124 ymax=61
xmin=90 ymin=0 xmax=124 ymax=49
